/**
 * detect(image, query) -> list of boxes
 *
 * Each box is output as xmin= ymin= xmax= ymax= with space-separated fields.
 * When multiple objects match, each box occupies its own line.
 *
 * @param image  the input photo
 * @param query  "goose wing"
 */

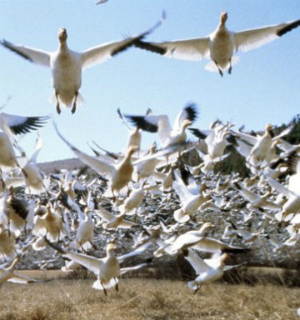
xmin=81 ymin=12 xmax=165 ymax=69
xmin=54 ymin=124 xmax=114 ymax=176
xmin=234 ymin=182 xmax=259 ymax=202
xmin=172 ymin=103 xmax=198 ymax=131
xmin=120 ymin=260 xmax=151 ymax=275
xmin=95 ymin=207 xmax=115 ymax=222
xmin=117 ymin=246 xmax=150 ymax=264
xmin=125 ymin=114 xmax=171 ymax=145
xmin=266 ymin=176 xmax=293 ymax=198
xmin=234 ymin=19 xmax=300 ymax=52
xmin=135 ymin=37 xmax=210 ymax=61
xmin=29 ymin=134 xmax=43 ymax=163
xmin=184 ymin=249 xmax=210 ymax=274
xmin=0 ymin=40 xmax=50 ymax=67
xmin=8 ymin=273 xmax=52 ymax=284
xmin=0 ymin=113 xmax=49 ymax=136
xmin=193 ymin=238 xmax=249 ymax=254
xmin=64 ymin=251 xmax=103 ymax=275
xmin=232 ymin=130 xmax=257 ymax=146
xmin=170 ymin=232 xmax=204 ymax=251
xmin=81 ymin=37 xmax=142 ymax=69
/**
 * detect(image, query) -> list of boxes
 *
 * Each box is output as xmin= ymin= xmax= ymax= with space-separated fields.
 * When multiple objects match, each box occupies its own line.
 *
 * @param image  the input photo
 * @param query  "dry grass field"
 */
xmin=0 ymin=276 xmax=299 ymax=320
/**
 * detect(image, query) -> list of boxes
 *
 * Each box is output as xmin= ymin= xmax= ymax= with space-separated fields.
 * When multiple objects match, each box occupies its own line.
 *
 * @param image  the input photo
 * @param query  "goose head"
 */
xmin=58 ymin=28 xmax=68 ymax=44
xmin=126 ymin=145 xmax=139 ymax=157
xmin=182 ymin=119 xmax=192 ymax=130
xmin=265 ymin=123 xmax=273 ymax=132
xmin=220 ymin=12 xmax=228 ymax=25
xmin=8 ymin=186 xmax=15 ymax=197
xmin=106 ymin=242 xmax=117 ymax=254
xmin=220 ymin=253 xmax=230 ymax=266
xmin=149 ymin=142 xmax=157 ymax=154
xmin=199 ymin=222 xmax=214 ymax=235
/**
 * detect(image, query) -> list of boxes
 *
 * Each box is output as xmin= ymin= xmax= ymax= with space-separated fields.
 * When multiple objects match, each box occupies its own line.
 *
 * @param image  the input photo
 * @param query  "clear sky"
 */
xmin=0 ymin=0 xmax=299 ymax=163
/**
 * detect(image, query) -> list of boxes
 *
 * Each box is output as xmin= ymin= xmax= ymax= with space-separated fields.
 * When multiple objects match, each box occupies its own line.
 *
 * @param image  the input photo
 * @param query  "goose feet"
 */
xmin=71 ymin=101 xmax=76 ymax=114
xmin=228 ymin=59 xmax=232 ymax=74
xmin=56 ymin=103 xmax=61 ymax=115
xmin=71 ymin=92 xmax=79 ymax=114
xmin=55 ymin=92 xmax=61 ymax=114
xmin=214 ymin=61 xmax=223 ymax=77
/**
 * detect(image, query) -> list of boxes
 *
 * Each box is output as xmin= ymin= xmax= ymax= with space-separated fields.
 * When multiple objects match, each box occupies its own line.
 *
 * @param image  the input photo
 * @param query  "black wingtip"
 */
xmin=134 ymin=40 xmax=167 ymax=55
xmin=1 ymin=39 xmax=33 ymax=62
xmin=188 ymin=127 xmax=207 ymax=140
xmin=124 ymin=114 xmax=158 ymax=133
xmin=276 ymin=19 xmax=300 ymax=37
xmin=9 ymin=115 xmax=50 ymax=135
xmin=112 ymin=11 xmax=166 ymax=57
xmin=184 ymin=103 xmax=198 ymax=123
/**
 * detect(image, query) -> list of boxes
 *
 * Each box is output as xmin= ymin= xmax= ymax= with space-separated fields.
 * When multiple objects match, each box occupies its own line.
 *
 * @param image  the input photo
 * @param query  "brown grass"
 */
xmin=0 ymin=278 xmax=299 ymax=320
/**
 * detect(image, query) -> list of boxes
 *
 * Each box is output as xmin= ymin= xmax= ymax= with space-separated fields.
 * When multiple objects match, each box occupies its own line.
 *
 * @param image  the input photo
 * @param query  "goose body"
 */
xmin=33 ymin=204 xmax=65 ymax=241
xmin=75 ymin=209 xmax=94 ymax=251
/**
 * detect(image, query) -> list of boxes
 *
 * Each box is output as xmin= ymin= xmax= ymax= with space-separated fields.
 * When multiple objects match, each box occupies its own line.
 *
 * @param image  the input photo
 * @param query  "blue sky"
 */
xmin=0 ymin=0 xmax=299 ymax=163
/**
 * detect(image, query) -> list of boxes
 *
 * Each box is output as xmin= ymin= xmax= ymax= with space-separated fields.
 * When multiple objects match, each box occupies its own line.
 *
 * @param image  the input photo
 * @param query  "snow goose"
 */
xmin=0 ymin=257 xmax=20 ymax=285
xmin=232 ymin=123 xmax=293 ymax=170
xmin=0 ymin=257 xmax=50 ymax=285
xmin=0 ymin=223 xmax=16 ymax=258
xmin=46 ymin=241 xmax=149 ymax=295
xmin=228 ymin=221 xmax=265 ymax=243
xmin=184 ymin=249 xmax=236 ymax=293
xmin=190 ymin=121 xmax=233 ymax=164
xmin=21 ymin=135 xmax=49 ymax=194
xmin=117 ymin=108 xmax=152 ymax=153
xmin=0 ymin=14 xmax=165 ymax=114
xmin=95 ymin=207 xmax=135 ymax=229
xmin=74 ymin=208 xmax=94 ymax=252
xmin=33 ymin=203 xmax=67 ymax=241
xmin=134 ymin=12 xmax=300 ymax=76
xmin=266 ymin=176 xmax=300 ymax=221
xmin=164 ymin=222 xmax=214 ymax=254
xmin=55 ymin=124 xmax=137 ymax=198
xmin=2 ymin=187 xmax=35 ymax=236
xmin=118 ymin=183 xmax=146 ymax=215
xmin=0 ymin=111 xmax=48 ymax=170
xmin=133 ymin=142 xmax=159 ymax=182
xmin=172 ymin=168 xmax=210 ymax=223
xmin=166 ymin=223 xmax=249 ymax=256
xmin=125 ymin=103 xmax=198 ymax=149
xmin=54 ymin=178 xmax=84 ymax=220
xmin=233 ymin=181 xmax=281 ymax=211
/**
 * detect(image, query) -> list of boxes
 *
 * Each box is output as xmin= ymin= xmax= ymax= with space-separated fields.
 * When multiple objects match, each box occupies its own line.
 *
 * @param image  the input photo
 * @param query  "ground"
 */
xmin=0 ymin=276 xmax=299 ymax=320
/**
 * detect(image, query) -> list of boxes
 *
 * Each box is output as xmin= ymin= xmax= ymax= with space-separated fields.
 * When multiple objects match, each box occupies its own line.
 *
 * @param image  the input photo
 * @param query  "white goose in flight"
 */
xmin=184 ymin=249 xmax=238 ymax=293
xmin=134 ymin=12 xmax=300 ymax=76
xmin=0 ymin=111 xmax=48 ymax=170
xmin=125 ymin=103 xmax=198 ymax=149
xmin=0 ymin=14 xmax=165 ymax=114
xmin=55 ymin=124 xmax=137 ymax=198
xmin=46 ymin=241 xmax=150 ymax=295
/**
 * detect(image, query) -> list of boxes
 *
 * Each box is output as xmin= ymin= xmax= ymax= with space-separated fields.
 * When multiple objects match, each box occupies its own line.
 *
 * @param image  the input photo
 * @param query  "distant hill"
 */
xmin=37 ymin=158 xmax=85 ymax=174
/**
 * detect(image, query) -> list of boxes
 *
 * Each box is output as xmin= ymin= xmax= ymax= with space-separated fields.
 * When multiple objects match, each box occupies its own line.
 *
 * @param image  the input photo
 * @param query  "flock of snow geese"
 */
xmin=0 ymin=10 xmax=300 ymax=296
